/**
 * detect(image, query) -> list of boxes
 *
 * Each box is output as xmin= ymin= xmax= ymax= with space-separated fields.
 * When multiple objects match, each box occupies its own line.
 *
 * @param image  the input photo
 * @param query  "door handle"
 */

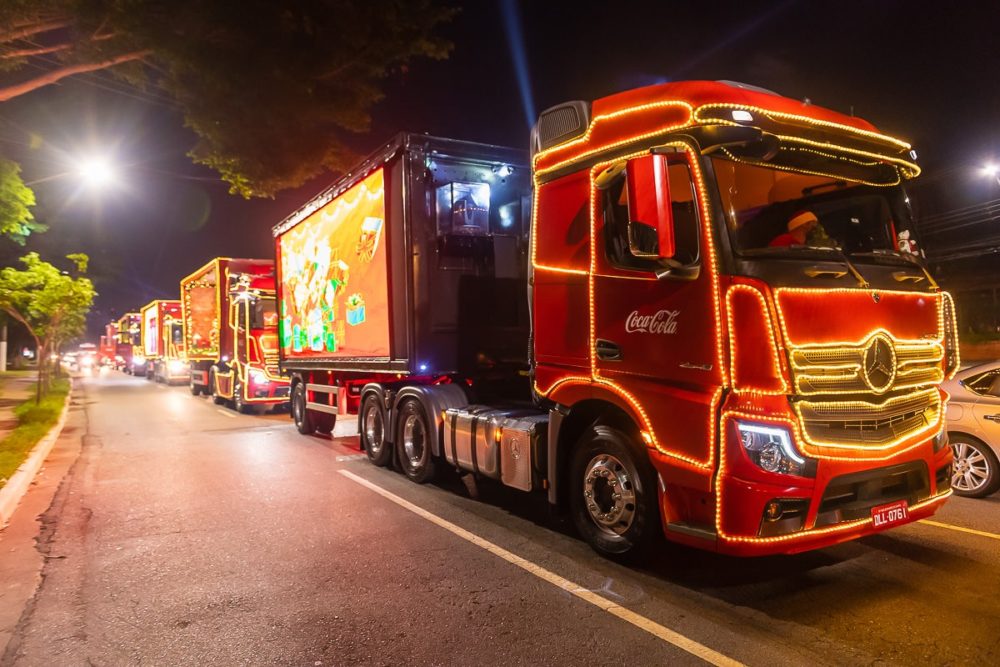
xmin=985 ymin=414 xmax=1000 ymax=424
xmin=595 ymin=339 xmax=622 ymax=361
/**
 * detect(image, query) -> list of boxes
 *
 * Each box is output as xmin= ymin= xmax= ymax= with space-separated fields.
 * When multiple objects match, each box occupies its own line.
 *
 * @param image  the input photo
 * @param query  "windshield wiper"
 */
xmin=849 ymin=249 xmax=939 ymax=289
xmin=743 ymin=245 xmax=870 ymax=288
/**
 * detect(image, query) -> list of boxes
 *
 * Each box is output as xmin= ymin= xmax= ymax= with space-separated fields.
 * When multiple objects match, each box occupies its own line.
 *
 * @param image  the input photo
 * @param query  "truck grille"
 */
xmin=790 ymin=339 xmax=943 ymax=395
xmin=793 ymin=388 xmax=940 ymax=448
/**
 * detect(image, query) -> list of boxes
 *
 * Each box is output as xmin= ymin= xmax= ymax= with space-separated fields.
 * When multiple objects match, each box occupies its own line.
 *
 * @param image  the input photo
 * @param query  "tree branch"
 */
xmin=0 ymin=20 xmax=71 ymax=45
xmin=0 ymin=50 xmax=152 ymax=102
xmin=1 ymin=42 xmax=73 ymax=59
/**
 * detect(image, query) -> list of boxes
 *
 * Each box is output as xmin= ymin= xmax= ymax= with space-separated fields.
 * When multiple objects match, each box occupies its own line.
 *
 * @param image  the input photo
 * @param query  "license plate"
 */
xmin=871 ymin=500 xmax=909 ymax=529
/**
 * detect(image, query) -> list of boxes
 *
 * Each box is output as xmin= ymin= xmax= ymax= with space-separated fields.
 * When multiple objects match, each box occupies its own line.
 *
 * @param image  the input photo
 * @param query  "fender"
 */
xmin=357 ymin=383 xmax=389 ymax=442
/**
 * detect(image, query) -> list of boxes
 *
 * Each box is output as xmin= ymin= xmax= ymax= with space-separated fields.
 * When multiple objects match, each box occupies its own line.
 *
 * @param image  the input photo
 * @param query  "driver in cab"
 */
xmin=770 ymin=210 xmax=822 ymax=247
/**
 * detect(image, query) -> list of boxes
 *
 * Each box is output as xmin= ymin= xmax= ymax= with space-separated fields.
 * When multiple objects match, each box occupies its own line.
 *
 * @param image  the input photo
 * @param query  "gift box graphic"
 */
xmin=346 ymin=293 xmax=366 ymax=326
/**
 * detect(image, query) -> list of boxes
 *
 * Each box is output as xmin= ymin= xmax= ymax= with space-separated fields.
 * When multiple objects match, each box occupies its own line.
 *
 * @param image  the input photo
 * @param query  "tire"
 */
xmin=292 ymin=383 xmax=314 ymax=435
xmin=314 ymin=412 xmax=335 ymax=435
xmin=395 ymin=398 xmax=436 ymax=483
xmin=361 ymin=393 xmax=391 ymax=466
xmin=233 ymin=379 xmax=249 ymax=414
xmin=190 ymin=374 xmax=202 ymax=396
xmin=569 ymin=423 xmax=660 ymax=560
xmin=951 ymin=436 xmax=1000 ymax=498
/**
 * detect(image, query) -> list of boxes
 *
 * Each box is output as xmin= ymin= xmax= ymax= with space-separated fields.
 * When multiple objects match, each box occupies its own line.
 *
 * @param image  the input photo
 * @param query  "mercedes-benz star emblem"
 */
xmin=862 ymin=334 xmax=896 ymax=393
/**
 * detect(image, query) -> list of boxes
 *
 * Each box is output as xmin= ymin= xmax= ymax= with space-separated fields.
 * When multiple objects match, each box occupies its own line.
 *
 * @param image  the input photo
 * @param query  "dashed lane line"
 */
xmin=919 ymin=519 xmax=1000 ymax=541
xmin=335 ymin=454 xmax=367 ymax=462
xmin=215 ymin=409 xmax=237 ymax=419
xmin=338 ymin=469 xmax=744 ymax=667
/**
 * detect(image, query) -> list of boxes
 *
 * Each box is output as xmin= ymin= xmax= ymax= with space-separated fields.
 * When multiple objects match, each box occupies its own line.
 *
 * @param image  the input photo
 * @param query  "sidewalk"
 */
xmin=0 ymin=372 xmax=35 ymax=439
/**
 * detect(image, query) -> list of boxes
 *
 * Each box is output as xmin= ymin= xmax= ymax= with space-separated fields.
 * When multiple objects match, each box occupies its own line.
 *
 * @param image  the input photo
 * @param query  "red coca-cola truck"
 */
xmin=140 ymin=299 xmax=188 ymax=383
xmin=274 ymin=80 xmax=957 ymax=558
xmin=181 ymin=257 xmax=290 ymax=413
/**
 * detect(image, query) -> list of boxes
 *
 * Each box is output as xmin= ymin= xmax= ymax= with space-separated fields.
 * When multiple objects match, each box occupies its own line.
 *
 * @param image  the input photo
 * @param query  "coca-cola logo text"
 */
xmin=625 ymin=309 xmax=679 ymax=334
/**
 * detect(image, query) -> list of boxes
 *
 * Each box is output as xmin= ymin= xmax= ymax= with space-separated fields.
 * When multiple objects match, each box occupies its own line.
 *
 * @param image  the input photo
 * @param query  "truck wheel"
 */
xmin=292 ymin=383 xmax=314 ymax=435
xmin=569 ymin=424 xmax=660 ymax=560
xmin=210 ymin=371 xmax=226 ymax=405
xmin=361 ymin=394 xmax=391 ymax=467
xmin=233 ymin=379 xmax=250 ymax=414
xmin=190 ymin=375 xmax=202 ymax=396
xmin=395 ymin=398 xmax=436 ymax=483
xmin=951 ymin=436 xmax=1000 ymax=498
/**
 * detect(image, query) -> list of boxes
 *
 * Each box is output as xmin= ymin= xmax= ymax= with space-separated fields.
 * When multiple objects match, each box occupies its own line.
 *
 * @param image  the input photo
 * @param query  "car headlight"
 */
xmin=250 ymin=369 xmax=269 ymax=385
xmin=737 ymin=422 xmax=806 ymax=476
xmin=168 ymin=360 xmax=187 ymax=374
xmin=133 ymin=355 xmax=146 ymax=366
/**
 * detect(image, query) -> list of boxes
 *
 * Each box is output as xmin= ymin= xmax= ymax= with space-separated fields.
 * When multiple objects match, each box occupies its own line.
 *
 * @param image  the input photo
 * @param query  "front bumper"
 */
xmin=714 ymin=415 xmax=953 ymax=557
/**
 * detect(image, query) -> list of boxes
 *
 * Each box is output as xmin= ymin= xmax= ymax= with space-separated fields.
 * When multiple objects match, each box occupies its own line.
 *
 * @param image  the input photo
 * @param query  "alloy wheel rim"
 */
xmin=365 ymin=405 xmax=384 ymax=454
xmin=952 ymin=442 xmax=990 ymax=492
xmin=582 ymin=454 xmax=637 ymax=536
xmin=402 ymin=414 xmax=425 ymax=466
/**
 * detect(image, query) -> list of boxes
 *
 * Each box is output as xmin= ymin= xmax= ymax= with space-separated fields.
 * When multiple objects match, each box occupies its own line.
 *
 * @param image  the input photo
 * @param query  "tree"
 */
xmin=0 ymin=1 xmax=456 ymax=197
xmin=0 ymin=157 xmax=45 ymax=244
xmin=0 ymin=252 xmax=95 ymax=402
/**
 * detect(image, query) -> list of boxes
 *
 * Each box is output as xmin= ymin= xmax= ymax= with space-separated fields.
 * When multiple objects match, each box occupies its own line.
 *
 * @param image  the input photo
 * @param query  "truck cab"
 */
xmin=140 ymin=300 xmax=189 ymax=383
xmin=182 ymin=258 xmax=289 ymax=413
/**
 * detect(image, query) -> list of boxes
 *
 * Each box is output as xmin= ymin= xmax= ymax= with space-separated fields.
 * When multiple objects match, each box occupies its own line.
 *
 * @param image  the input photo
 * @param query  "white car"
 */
xmin=941 ymin=362 xmax=1000 ymax=498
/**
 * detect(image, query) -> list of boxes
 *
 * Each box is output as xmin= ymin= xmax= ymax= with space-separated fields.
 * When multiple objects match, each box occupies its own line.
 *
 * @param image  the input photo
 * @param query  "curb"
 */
xmin=0 ymin=379 xmax=74 ymax=529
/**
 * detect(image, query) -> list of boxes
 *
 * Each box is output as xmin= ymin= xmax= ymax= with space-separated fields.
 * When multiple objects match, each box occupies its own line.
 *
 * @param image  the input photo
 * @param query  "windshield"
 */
xmin=251 ymin=297 xmax=278 ymax=330
xmin=712 ymin=157 xmax=920 ymax=259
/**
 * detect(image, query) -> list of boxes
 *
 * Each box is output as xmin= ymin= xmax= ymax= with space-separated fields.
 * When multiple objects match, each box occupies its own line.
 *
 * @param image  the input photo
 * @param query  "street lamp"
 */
xmin=981 ymin=163 xmax=999 ymax=185
xmin=74 ymin=155 xmax=118 ymax=189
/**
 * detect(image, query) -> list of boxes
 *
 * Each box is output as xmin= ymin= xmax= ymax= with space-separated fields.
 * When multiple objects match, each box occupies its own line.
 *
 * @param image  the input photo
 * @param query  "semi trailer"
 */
xmin=140 ymin=299 xmax=189 ymax=383
xmin=274 ymin=80 xmax=957 ymax=559
xmin=181 ymin=257 xmax=289 ymax=413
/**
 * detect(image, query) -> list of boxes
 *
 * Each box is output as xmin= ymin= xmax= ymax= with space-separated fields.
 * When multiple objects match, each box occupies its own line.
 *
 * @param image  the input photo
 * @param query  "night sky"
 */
xmin=2 ymin=0 xmax=999 ymax=339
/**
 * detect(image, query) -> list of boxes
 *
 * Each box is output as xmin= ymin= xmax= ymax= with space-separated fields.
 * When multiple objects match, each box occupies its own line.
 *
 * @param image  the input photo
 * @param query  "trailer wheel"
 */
xmin=189 ymin=374 xmax=202 ymax=396
xmin=361 ymin=394 xmax=391 ymax=467
xmin=569 ymin=424 xmax=660 ymax=560
xmin=292 ymin=383 xmax=314 ymax=435
xmin=395 ymin=398 xmax=436 ymax=483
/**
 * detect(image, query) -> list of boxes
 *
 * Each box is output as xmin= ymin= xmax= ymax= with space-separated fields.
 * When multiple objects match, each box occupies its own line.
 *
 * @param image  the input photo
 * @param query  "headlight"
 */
xmin=737 ymin=422 xmax=806 ymax=476
xmin=132 ymin=355 xmax=146 ymax=366
xmin=168 ymin=360 xmax=187 ymax=374
xmin=250 ymin=369 xmax=269 ymax=385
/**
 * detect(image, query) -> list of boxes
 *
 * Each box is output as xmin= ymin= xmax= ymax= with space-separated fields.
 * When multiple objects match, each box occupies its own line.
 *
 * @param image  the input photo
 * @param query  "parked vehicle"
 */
xmin=181 ymin=258 xmax=290 ymax=413
xmin=942 ymin=361 xmax=1000 ymax=497
xmin=274 ymin=80 xmax=958 ymax=559
xmin=140 ymin=300 xmax=189 ymax=384
xmin=116 ymin=312 xmax=142 ymax=373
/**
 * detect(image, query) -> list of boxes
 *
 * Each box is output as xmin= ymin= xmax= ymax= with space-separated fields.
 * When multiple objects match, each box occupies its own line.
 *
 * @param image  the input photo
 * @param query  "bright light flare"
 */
xmin=75 ymin=156 xmax=117 ymax=189
xmin=982 ymin=163 xmax=999 ymax=178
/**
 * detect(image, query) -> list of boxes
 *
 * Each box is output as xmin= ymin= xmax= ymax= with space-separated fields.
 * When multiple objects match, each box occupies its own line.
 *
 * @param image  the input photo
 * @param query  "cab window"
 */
xmin=603 ymin=158 xmax=700 ymax=272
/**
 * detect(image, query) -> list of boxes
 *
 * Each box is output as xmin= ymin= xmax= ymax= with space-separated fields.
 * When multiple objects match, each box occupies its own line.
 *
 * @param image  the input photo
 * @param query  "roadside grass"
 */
xmin=0 ymin=378 xmax=70 ymax=490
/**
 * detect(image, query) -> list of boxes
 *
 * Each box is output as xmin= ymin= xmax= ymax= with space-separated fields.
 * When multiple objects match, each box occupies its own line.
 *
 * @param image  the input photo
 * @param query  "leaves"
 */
xmin=0 ymin=252 xmax=96 ymax=347
xmin=0 ymin=0 xmax=457 ymax=197
xmin=0 ymin=157 xmax=45 ymax=244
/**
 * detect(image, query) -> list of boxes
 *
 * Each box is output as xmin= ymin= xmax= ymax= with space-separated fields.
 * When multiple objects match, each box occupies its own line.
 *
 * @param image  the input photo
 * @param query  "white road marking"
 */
xmin=919 ymin=519 xmax=1000 ymax=541
xmin=335 ymin=454 xmax=366 ymax=462
xmin=215 ymin=409 xmax=237 ymax=419
xmin=338 ymin=469 xmax=744 ymax=667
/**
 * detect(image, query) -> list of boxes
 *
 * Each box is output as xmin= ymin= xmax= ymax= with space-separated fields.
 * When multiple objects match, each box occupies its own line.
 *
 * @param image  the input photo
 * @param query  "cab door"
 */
xmin=591 ymin=150 xmax=723 ymax=469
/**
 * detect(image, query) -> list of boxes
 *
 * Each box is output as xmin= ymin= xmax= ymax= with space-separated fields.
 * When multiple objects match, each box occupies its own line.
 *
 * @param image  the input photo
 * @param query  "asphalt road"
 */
xmin=1 ymin=371 xmax=998 ymax=665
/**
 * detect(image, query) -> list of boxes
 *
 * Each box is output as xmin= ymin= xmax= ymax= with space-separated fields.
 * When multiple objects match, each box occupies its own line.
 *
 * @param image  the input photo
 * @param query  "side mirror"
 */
xmin=626 ymin=154 xmax=675 ymax=259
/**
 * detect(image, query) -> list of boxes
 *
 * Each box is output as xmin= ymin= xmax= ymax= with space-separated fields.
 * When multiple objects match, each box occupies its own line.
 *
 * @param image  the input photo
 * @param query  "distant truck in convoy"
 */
xmin=181 ymin=258 xmax=290 ymax=413
xmin=140 ymin=299 xmax=189 ymax=383
xmin=116 ymin=312 xmax=142 ymax=373
xmin=98 ymin=321 xmax=118 ymax=367
xmin=274 ymin=80 xmax=958 ymax=559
